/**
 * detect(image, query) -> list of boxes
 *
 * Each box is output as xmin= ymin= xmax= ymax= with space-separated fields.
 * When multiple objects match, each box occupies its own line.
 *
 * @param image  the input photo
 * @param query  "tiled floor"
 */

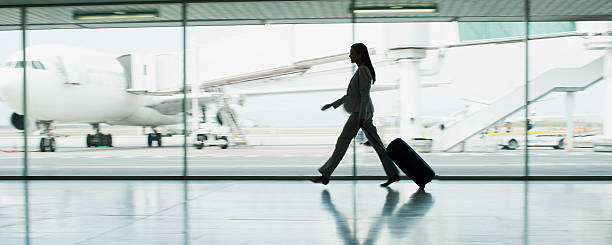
xmin=0 ymin=180 xmax=611 ymax=244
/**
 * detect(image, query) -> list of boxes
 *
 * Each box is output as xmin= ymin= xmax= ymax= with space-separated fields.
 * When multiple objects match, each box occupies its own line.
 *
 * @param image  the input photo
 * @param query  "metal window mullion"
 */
xmin=524 ymin=0 xmax=530 ymax=177
xmin=24 ymin=181 xmax=30 ymax=245
xmin=21 ymin=7 xmax=28 ymax=177
xmin=351 ymin=1 xmax=358 ymax=242
xmin=351 ymin=0 xmax=356 ymax=178
xmin=182 ymin=181 xmax=189 ymax=243
xmin=182 ymin=2 xmax=188 ymax=177
xmin=523 ymin=181 xmax=529 ymax=245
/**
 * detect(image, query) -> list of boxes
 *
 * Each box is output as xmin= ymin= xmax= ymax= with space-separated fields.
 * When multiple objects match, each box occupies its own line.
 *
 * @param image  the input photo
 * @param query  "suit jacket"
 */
xmin=331 ymin=65 xmax=374 ymax=120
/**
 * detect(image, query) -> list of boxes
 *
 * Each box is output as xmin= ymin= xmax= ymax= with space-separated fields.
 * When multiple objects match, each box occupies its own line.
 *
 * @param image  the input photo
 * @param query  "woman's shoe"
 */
xmin=311 ymin=176 xmax=330 ymax=185
xmin=380 ymin=176 xmax=400 ymax=187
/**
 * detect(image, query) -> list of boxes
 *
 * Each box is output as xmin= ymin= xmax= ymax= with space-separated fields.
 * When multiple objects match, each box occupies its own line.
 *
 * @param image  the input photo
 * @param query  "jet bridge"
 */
xmin=117 ymin=53 xmax=183 ymax=95
xmin=440 ymin=56 xmax=604 ymax=152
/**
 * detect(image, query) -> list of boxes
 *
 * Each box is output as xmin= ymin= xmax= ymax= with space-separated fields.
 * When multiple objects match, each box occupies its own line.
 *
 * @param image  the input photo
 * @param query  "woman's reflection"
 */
xmin=321 ymin=188 xmax=434 ymax=245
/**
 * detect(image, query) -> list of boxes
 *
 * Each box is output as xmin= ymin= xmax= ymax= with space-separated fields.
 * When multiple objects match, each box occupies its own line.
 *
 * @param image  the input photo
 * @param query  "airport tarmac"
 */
xmin=1 ymin=136 xmax=611 ymax=176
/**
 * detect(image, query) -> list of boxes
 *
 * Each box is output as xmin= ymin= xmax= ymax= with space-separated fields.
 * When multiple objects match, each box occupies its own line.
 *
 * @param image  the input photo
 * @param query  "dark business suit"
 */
xmin=319 ymin=65 xmax=399 ymax=178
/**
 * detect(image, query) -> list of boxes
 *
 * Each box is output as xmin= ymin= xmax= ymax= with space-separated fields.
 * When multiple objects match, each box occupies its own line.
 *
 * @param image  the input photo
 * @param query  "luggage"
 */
xmin=361 ymin=127 xmax=436 ymax=188
xmin=386 ymin=138 xmax=436 ymax=188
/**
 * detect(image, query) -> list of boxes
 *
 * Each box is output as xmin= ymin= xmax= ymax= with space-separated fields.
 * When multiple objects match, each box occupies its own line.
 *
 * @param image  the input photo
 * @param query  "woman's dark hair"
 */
xmin=351 ymin=43 xmax=376 ymax=84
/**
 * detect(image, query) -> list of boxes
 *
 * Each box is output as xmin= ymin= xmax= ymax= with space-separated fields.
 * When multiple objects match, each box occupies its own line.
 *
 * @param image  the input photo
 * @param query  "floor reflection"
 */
xmin=24 ymin=181 xmax=30 ymax=245
xmin=183 ymin=181 xmax=189 ymax=245
xmin=10 ymin=181 xmax=611 ymax=244
xmin=322 ymin=188 xmax=435 ymax=245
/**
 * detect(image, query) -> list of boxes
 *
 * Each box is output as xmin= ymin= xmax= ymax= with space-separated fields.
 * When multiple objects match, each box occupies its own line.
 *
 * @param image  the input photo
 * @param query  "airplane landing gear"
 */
xmin=86 ymin=133 xmax=113 ymax=147
xmin=38 ymin=121 xmax=56 ymax=152
xmin=87 ymin=123 xmax=112 ymax=147
xmin=39 ymin=137 xmax=56 ymax=152
xmin=147 ymin=133 xmax=162 ymax=147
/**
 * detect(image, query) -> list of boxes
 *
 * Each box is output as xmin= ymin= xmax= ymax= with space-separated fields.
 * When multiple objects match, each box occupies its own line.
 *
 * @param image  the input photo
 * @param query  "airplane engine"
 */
xmin=9 ymin=112 xmax=35 ymax=132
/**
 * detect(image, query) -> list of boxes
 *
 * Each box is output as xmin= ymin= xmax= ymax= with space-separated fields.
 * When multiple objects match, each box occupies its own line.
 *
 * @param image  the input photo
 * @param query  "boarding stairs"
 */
xmin=440 ymin=56 xmax=605 ymax=151
xmin=214 ymin=88 xmax=248 ymax=146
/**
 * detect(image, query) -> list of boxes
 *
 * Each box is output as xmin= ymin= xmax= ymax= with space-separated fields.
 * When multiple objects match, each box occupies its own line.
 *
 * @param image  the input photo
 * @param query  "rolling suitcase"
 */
xmin=361 ymin=127 xmax=436 ymax=189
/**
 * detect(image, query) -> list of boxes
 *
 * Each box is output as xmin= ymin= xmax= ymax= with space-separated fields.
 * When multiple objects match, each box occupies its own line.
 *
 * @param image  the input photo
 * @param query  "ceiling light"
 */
xmin=352 ymin=3 xmax=437 ymax=14
xmin=74 ymin=10 xmax=158 ymax=20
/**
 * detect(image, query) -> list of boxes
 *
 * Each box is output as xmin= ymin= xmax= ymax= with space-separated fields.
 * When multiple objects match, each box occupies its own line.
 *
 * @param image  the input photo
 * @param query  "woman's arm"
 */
xmin=357 ymin=67 xmax=372 ymax=120
xmin=322 ymin=95 xmax=346 ymax=111
xmin=331 ymin=95 xmax=347 ymax=108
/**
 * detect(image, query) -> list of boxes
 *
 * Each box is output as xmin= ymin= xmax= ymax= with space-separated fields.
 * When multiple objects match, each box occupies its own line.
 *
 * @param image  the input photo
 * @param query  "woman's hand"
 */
xmin=321 ymin=104 xmax=333 ymax=111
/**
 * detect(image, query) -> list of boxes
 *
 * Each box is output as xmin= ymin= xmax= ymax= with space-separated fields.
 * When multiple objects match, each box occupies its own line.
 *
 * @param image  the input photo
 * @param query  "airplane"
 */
xmin=0 ymin=45 xmax=192 ymax=151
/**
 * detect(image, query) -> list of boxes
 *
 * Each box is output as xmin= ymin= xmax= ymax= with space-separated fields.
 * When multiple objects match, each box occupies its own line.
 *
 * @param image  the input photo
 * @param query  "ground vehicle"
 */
xmin=497 ymin=134 xmax=566 ymax=150
xmin=192 ymin=123 xmax=231 ymax=149
xmin=487 ymin=121 xmax=566 ymax=150
xmin=486 ymin=117 xmax=599 ymax=150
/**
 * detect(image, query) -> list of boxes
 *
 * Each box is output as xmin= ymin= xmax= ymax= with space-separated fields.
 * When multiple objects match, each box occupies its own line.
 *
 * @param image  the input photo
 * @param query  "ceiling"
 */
xmin=0 ymin=0 xmax=610 ymax=30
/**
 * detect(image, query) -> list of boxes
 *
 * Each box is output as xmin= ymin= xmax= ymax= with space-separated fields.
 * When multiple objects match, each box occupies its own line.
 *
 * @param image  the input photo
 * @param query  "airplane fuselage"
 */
xmin=0 ymin=45 xmax=182 ymax=127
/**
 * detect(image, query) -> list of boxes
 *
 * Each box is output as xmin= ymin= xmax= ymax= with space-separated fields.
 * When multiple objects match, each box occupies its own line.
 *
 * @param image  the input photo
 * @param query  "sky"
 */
xmin=0 ymin=22 xmax=609 ymax=128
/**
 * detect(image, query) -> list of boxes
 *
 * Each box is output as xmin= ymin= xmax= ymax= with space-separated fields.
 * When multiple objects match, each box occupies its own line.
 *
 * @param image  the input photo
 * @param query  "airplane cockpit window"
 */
xmin=7 ymin=61 xmax=46 ymax=70
xmin=32 ymin=61 xmax=46 ymax=70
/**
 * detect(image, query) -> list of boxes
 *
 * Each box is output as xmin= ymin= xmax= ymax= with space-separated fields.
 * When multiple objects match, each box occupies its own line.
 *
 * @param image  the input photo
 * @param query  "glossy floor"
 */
xmin=0 ymin=180 xmax=611 ymax=244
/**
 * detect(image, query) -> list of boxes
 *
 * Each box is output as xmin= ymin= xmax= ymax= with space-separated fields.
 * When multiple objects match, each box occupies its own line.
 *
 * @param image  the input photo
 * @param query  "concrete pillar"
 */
xmin=399 ymin=58 xmax=422 ymax=140
xmin=565 ymin=92 xmax=575 ymax=151
xmin=385 ymin=23 xmax=430 ymax=141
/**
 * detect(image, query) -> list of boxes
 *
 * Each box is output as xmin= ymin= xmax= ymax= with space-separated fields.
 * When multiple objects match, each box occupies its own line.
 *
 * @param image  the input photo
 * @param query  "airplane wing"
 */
xmin=144 ymin=93 xmax=218 ymax=115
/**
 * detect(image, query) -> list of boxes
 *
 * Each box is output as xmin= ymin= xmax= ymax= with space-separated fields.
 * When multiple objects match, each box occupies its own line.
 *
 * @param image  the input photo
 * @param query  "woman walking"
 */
xmin=312 ymin=43 xmax=400 ymax=187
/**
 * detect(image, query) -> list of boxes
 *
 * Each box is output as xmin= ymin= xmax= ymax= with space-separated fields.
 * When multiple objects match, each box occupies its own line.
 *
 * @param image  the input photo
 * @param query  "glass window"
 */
xmin=0 ymin=8 xmax=22 ymax=176
xmin=25 ymin=4 xmax=185 ymax=176
xmin=0 ymin=0 xmax=607 ymax=178
xmin=354 ymin=21 xmax=527 ymax=176
xmin=527 ymin=20 xmax=611 ymax=176
xmin=186 ymin=23 xmax=352 ymax=176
